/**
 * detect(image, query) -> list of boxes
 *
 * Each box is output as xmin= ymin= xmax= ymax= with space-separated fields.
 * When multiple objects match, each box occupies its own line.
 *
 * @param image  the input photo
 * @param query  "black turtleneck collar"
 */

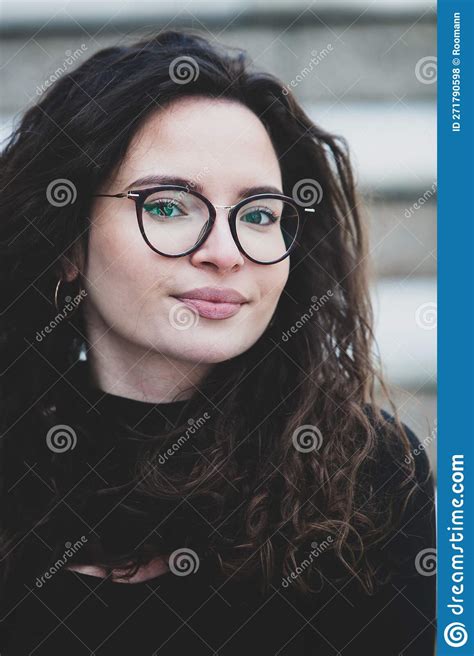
xmin=62 ymin=358 xmax=195 ymax=433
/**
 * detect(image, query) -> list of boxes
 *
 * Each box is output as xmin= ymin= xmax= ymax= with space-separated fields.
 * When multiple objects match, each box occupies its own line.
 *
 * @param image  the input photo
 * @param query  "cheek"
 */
xmin=84 ymin=217 xmax=163 ymax=316
xmin=87 ymin=211 xmax=141 ymax=273
xmin=257 ymin=260 xmax=290 ymax=309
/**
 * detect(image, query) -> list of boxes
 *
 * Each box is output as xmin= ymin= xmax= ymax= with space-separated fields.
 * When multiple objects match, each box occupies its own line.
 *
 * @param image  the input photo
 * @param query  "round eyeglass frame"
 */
xmin=94 ymin=185 xmax=311 ymax=265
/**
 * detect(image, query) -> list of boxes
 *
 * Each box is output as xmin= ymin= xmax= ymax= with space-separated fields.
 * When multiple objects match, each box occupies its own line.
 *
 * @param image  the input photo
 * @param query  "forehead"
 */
xmin=113 ymin=96 xmax=282 ymax=194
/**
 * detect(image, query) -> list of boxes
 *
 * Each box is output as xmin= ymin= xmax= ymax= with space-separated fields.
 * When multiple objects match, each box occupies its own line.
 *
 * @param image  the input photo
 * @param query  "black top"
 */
xmin=0 ymin=361 xmax=436 ymax=655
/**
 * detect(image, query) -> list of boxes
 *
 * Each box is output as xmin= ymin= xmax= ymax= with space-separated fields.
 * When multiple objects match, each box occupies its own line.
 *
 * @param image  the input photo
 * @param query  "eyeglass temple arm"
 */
xmin=93 ymin=192 xmax=141 ymax=198
xmin=94 ymin=193 xmax=124 ymax=198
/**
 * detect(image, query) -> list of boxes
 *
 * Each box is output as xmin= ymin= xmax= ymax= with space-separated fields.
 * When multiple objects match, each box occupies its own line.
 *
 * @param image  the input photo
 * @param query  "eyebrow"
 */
xmin=122 ymin=174 xmax=283 ymax=199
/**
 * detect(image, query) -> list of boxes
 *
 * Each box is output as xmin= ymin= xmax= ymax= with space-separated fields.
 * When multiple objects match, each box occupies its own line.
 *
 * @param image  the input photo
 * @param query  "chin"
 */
xmin=164 ymin=334 xmax=259 ymax=365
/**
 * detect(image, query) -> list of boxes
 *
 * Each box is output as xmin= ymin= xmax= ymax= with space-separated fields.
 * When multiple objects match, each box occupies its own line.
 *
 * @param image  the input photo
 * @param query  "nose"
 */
xmin=189 ymin=208 xmax=245 ymax=272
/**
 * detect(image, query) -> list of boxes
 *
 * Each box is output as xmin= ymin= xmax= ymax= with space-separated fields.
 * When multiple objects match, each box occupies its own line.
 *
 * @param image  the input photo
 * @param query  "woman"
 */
xmin=0 ymin=29 xmax=435 ymax=655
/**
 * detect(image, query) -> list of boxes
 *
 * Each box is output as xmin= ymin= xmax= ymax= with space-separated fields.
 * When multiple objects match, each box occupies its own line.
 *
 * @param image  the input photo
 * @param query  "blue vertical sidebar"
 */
xmin=437 ymin=1 xmax=473 ymax=654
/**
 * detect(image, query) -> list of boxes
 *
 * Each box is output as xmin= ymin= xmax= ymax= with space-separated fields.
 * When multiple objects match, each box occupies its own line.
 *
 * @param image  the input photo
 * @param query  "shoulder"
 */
xmin=364 ymin=404 xmax=435 ymax=492
xmin=363 ymin=405 xmax=436 ymax=578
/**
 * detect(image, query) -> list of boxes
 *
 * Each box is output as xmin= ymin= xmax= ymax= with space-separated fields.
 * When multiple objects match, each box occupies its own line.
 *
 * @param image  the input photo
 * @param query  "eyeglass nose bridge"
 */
xmin=198 ymin=203 xmax=242 ymax=254
xmin=214 ymin=203 xmax=235 ymax=213
xmin=210 ymin=203 xmax=241 ymax=226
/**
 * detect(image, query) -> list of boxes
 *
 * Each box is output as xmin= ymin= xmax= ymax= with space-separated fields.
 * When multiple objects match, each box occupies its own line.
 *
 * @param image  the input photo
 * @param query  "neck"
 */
xmin=84 ymin=322 xmax=211 ymax=404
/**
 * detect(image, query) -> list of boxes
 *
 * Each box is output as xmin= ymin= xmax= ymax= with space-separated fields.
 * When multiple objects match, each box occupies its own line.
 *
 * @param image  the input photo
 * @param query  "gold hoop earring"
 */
xmin=54 ymin=277 xmax=85 ymax=317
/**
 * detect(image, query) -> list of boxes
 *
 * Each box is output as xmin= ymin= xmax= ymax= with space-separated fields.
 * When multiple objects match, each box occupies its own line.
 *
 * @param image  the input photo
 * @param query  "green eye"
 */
xmin=144 ymin=201 xmax=181 ymax=218
xmin=241 ymin=208 xmax=278 ymax=226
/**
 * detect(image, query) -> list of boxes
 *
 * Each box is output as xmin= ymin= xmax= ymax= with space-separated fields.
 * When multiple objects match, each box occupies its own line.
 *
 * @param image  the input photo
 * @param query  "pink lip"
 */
xmin=173 ymin=287 xmax=248 ymax=320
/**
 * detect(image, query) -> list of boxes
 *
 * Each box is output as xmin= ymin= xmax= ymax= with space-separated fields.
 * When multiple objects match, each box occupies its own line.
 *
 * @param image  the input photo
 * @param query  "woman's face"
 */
xmin=83 ymin=97 xmax=289 ymax=365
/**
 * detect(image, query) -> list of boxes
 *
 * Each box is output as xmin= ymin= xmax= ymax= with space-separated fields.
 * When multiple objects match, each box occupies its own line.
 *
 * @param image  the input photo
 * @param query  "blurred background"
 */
xmin=0 ymin=0 xmax=437 ymax=478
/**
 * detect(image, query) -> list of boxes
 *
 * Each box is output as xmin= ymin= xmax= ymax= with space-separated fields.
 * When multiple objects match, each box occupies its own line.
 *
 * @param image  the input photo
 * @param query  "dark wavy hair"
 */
xmin=0 ymin=28 xmax=421 ymax=598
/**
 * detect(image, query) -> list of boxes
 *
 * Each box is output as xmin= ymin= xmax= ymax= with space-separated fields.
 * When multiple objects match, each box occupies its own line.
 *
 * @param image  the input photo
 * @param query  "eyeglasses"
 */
xmin=94 ymin=185 xmax=312 ymax=265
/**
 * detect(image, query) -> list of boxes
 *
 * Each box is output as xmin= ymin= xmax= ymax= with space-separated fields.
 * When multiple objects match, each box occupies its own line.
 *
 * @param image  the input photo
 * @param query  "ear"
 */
xmin=58 ymin=240 xmax=86 ymax=282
